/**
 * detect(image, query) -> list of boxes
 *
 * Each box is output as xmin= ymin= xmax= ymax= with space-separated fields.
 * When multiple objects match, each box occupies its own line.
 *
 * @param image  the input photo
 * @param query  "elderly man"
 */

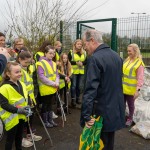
xmin=80 ymin=29 xmax=125 ymax=150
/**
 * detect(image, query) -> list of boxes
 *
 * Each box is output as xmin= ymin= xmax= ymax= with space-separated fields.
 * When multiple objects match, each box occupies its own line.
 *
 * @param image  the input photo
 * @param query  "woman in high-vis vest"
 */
xmin=37 ymin=45 xmax=59 ymax=128
xmin=17 ymin=50 xmax=42 ymax=147
xmin=68 ymin=39 xmax=87 ymax=107
xmin=0 ymin=62 xmax=30 ymax=150
xmin=34 ymin=40 xmax=51 ymax=62
xmin=123 ymin=43 xmax=144 ymax=127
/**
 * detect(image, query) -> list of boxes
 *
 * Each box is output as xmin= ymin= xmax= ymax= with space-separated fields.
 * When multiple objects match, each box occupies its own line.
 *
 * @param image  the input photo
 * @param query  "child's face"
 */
xmin=45 ymin=49 xmax=55 ymax=60
xmin=55 ymin=43 xmax=62 ymax=51
xmin=62 ymin=55 xmax=68 ymax=64
xmin=75 ymin=41 xmax=82 ymax=50
xmin=19 ymin=57 xmax=31 ymax=67
xmin=7 ymin=65 xmax=22 ymax=82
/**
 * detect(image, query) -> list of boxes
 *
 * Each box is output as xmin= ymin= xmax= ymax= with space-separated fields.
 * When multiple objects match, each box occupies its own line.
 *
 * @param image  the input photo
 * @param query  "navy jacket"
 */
xmin=0 ymin=54 xmax=7 ymax=75
xmin=81 ymin=44 xmax=125 ymax=132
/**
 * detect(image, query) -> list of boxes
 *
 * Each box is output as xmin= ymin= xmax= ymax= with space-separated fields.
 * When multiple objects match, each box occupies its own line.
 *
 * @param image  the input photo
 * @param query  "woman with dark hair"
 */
xmin=34 ymin=40 xmax=51 ymax=62
xmin=37 ymin=45 xmax=59 ymax=128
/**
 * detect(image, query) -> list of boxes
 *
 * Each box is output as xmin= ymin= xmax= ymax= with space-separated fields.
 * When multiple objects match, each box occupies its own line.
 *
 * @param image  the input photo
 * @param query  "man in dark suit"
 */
xmin=81 ymin=29 xmax=125 ymax=150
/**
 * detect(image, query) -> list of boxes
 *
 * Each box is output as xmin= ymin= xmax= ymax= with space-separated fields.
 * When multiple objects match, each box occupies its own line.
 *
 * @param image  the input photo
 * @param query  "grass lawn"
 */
xmin=141 ymin=52 xmax=150 ymax=58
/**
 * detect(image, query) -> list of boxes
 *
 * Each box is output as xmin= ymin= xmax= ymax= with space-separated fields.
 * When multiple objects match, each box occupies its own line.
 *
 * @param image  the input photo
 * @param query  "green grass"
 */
xmin=141 ymin=52 xmax=150 ymax=58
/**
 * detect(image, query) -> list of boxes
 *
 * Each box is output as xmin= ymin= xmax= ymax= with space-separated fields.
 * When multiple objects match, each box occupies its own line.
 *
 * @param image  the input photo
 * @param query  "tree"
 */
xmin=2 ymin=0 xmax=89 ymax=52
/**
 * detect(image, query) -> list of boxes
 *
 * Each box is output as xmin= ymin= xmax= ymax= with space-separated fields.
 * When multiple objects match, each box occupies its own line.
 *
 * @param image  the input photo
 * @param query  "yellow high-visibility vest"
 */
xmin=34 ymin=52 xmax=44 ymax=62
xmin=0 ymin=82 xmax=28 ymax=131
xmin=70 ymin=50 xmax=86 ymax=74
xmin=123 ymin=58 xmax=145 ymax=95
xmin=36 ymin=59 xmax=57 ymax=96
xmin=59 ymin=67 xmax=73 ymax=89
xmin=56 ymin=52 xmax=60 ymax=61
xmin=0 ymin=75 xmax=2 ymax=83
xmin=20 ymin=69 xmax=36 ymax=104
xmin=28 ymin=64 xmax=36 ymax=86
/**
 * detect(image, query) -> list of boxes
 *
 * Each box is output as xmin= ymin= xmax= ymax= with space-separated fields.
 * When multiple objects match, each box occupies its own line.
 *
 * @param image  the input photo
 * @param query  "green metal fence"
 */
xmin=117 ymin=15 xmax=150 ymax=65
xmin=62 ymin=15 xmax=150 ymax=65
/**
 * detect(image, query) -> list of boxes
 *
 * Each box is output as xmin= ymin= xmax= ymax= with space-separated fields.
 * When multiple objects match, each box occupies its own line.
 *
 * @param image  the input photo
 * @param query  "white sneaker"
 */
xmin=22 ymin=138 xmax=33 ymax=147
xmin=27 ymin=134 xmax=42 ymax=142
xmin=52 ymin=111 xmax=58 ymax=119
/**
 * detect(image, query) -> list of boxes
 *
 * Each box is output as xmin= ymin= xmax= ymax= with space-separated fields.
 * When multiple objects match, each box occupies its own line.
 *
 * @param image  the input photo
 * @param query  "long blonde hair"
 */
xmin=72 ymin=39 xmax=85 ymax=54
xmin=127 ymin=43 xmax=142 ymax=60
xmin=59 ymin=53 xmax=72 ymax=77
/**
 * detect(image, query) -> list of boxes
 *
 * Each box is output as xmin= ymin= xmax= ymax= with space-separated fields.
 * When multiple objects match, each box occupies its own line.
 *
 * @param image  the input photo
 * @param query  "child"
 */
xmin=0 ymin=62 xmax=30 ymax=150
xmin=57 ymin=53 xmax=72 ymax=114
xmin=17 ymin=49 xmax=42 ymax=147
xmin=37 ymin=45 xmax=59 ymax=128
xmin=54 ymin=41 xmax=62 ymax=56
xmin=34 ymin=40 xmax=51 ymax=62
xmin=68 ymin=39 xmax=87 ymax=107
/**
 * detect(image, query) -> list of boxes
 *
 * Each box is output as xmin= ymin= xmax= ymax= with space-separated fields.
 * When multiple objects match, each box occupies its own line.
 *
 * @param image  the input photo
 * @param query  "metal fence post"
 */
xmin=111 ymin=18 xmax=117 ymax=52
xmin=60 ymin=20 xmax=63 ymax=44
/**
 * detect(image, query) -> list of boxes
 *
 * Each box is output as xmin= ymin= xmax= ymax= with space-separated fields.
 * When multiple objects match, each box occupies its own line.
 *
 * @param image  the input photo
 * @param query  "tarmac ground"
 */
xmin=0 ymin=106 xmax=150 ymax=150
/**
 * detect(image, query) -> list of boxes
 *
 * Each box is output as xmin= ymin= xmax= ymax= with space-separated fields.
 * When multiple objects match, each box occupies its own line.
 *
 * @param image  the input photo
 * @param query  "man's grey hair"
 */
xmin=83 ymin=29 xmax=103 ymax=43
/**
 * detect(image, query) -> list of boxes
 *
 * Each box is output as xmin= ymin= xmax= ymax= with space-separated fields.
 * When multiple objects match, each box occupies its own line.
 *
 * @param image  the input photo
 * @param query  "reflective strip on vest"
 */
xmin=22 ymin=71 xmax=30 ymax=86
xmin=3 ymin=113 xmax=18 ymax=124
xmin=21 ymin=69 xmax=36 ymax=104
xmin=14 ymin=97 xmax=26 ymax=106
xmin=37 ymin=60 xmax=57 ymax=96
xmin=0 ymin=83 xmax=28 ymax=131
xmin=40 ymin=61 xmax=56 ymax=78
xmin=71 ymin=50 xmax=86 ymax=74
xmin=123 ymin=58 xmax=144 ymax=95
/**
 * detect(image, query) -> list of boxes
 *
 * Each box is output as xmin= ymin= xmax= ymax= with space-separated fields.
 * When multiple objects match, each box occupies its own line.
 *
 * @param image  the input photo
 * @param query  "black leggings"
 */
xmin=41 ymin=94 xmax=54 ymax=113
xmin=5 ymin=119 xmax=25 ymax=150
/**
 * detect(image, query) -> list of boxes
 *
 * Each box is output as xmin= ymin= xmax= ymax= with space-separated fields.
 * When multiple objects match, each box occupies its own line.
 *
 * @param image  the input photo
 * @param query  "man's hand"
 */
xmin=85 ymin=118 xmax=95 ymax=128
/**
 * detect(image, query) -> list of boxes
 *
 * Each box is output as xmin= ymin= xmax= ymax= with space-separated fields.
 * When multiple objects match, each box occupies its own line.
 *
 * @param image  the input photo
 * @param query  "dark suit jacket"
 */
xmin=0 ymin=54 xmax=7 ymax=75
xmin=81 ymin=44 xmax=125 ymax=132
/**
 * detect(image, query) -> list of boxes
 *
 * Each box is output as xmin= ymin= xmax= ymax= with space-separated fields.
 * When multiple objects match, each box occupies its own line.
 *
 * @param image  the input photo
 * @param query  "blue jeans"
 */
xmin=71 ymin=74 xmax=84 ymax=101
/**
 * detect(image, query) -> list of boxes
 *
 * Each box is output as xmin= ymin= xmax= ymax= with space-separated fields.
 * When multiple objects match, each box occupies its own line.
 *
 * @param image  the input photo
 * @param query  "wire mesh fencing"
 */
xmin=117 ymin=15 xmax=150 ymax=66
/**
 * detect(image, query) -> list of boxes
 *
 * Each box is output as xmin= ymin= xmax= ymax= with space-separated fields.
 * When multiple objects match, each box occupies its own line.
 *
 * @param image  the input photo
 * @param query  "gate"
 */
xmin=62 ymin=16 xmax=150 ymax=65
xmin=76 ymin=18 xmax=117 ymax=51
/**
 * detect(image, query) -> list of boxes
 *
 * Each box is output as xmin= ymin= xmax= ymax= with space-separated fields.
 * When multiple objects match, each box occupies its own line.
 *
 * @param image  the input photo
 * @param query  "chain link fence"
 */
xmin=117 ymin=15 xmax=150 ymax=65
xmin=62 ymin=16 xmax=150 ymax=66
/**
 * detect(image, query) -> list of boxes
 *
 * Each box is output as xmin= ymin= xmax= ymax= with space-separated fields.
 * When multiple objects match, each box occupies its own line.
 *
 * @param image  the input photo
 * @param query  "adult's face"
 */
xmin=0 ymin=36 xmax=5 ymax=47
xmin=83 ymin=36 xmax=94 ymax=56
xmin=75 ymin=41 xmax=82 ymax=51
xmin=15 ymin=41 xmax=24 ymax=50
xmin=127 ymin=46 xmax=136 ymax=59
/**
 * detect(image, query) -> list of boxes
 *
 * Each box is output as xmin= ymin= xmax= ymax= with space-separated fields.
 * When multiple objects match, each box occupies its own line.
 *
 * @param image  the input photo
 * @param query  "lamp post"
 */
xmin=131 ymin=12 xmax=146 ymax=39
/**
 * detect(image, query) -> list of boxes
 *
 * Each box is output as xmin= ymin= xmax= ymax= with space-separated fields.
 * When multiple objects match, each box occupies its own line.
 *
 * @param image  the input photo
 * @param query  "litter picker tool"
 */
xmin=33 ymin=103 xmax=53 ymax=146
xmin=56 ymin=92 xmax=66 ymax=127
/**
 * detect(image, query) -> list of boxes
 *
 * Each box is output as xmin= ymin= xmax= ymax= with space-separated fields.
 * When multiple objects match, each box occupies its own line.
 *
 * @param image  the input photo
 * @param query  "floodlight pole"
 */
xmin=131 ymin=12 xmax=146 ymax=39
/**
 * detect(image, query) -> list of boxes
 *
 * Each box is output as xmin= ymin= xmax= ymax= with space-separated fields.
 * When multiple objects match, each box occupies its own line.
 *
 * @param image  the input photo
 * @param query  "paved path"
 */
xmin=0 ymin=108 xmax=150 ymax=150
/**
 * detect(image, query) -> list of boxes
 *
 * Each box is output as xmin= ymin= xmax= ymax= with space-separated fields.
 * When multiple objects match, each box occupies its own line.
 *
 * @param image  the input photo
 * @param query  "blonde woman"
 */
xmin=123 ymin=43 xmax=144 ymax=127
xmin=68 ymin=39 xmax=87 ymax=107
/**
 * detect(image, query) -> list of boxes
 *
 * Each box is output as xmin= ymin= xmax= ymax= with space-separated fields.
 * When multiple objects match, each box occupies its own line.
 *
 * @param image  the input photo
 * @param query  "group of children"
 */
xmin=0 ymin=32 xmax=87 ymax=149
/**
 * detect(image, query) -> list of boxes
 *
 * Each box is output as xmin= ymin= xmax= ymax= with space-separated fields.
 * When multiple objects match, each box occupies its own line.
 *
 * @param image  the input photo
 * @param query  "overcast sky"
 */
xmin=0 ymin=0 xmax=149 ymax=34
xmin=81 ymin=0 xmax=149 ymax=19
